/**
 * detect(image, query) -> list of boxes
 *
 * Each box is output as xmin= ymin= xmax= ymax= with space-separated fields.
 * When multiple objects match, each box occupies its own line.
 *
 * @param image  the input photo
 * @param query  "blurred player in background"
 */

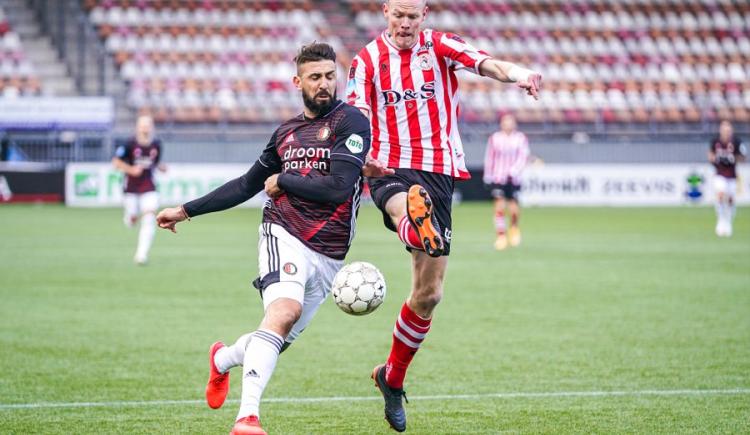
xmin=709 ymin=120 xmax=746 ymax=237
xmin=156 ymin=43 xmax=371 ymax=435
xmin=347 ymin=0 xmax=541 ymax=431
xmin=483 ymin=114 xmax=530 ymax=250
xmin=112 ymin=115 xmax=165 ymax=265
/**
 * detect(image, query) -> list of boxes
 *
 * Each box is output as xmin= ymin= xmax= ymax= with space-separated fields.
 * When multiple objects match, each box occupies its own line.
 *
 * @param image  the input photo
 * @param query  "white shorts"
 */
xmin=713 ymin=175 xmax=737 ymax=198
xmin=123 ymin=191 xmax=159 ymax=226
xmin=256 ymin=223 xmax=343 ymax=344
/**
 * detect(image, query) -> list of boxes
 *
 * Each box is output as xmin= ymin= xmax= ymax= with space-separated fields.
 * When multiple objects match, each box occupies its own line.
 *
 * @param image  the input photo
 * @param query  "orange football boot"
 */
xmin=406 ymin=185 xmax=444 ymax=257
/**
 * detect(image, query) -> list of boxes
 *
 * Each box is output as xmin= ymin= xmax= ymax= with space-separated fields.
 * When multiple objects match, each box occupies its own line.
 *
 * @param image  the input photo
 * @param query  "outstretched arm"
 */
xmin=156 ymin=160 xmax=275 ymax=233
xmin=479 ymin=59 xmax=542 ymax=100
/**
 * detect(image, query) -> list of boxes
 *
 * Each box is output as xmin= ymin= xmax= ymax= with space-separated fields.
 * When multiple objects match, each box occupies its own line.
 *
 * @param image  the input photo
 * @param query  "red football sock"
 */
xmin=385 ymin=302 xmax=431 ymax=389
xmin=494 ymin=211 xmax=506 ymax=235
xmin=397 ymin=215 xmax=423 ymax=250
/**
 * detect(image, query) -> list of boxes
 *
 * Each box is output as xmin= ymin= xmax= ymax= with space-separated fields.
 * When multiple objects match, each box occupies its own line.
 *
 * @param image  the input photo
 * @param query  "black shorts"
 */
xmin=487 ymin=182 xmax=521 ymax=201
xmin=368 ymin=169 xmax=454 ymax=256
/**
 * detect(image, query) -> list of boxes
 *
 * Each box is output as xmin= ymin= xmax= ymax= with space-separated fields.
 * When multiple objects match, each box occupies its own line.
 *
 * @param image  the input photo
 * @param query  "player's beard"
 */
xmin=303 ymin=89 xmax=336 ymax=116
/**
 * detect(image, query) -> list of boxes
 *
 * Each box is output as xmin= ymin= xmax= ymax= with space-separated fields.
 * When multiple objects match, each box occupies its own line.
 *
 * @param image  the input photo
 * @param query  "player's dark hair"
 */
xmin=294 ymin=42 xmax=336 ymax=68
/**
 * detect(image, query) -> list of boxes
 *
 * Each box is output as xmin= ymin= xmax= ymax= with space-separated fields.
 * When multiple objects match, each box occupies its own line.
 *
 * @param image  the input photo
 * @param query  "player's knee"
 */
xmin=412 ymin=285 xmax=443 ymax=311
xmin=263 ymin=299 xmax=302 ymax=336
xmin=124 ymin=214 xmax=138 ymax=228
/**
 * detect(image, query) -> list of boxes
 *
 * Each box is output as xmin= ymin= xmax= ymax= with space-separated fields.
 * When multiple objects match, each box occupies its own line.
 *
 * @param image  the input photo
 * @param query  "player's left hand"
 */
xmin=517 ymin=72 xmax=542 ymax=100
xmin=362 ymin=157 xmax=395 ymax=178
xmin=264 ymin=174 xmax=284 ymax=198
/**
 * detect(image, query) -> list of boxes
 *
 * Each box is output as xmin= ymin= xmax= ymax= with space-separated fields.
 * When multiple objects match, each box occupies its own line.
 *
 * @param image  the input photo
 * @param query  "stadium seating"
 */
xmin=0 ymin=5 xmax=41 ymax=98
xmin=84 ymin=0 xmax=344 ymax=123
xmin=84 ymin=0 xmax=749 ymax=125
xmin=347 ymin=0 xmax=750 ymax=124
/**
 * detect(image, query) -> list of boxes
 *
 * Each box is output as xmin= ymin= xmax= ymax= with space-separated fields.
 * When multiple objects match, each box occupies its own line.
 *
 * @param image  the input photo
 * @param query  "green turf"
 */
xmin=0 ymin=203 xmax=748 ymax=434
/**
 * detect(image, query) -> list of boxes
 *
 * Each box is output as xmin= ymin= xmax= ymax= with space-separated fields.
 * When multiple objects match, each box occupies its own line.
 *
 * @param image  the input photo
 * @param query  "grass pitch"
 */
xmin=0 ymin=203 xmax=748 ymax=434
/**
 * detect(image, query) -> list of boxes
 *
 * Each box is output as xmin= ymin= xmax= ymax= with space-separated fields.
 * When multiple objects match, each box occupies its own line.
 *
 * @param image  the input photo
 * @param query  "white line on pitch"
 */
xmin=1 ymin=388 xmax=748 ymax=411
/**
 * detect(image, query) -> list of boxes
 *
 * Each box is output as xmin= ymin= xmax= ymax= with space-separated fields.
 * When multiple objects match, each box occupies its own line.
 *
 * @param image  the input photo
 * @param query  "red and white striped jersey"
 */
xmin=483 ymin=130 xmax=530 ymax=185
xmin=346 ymin=29 xmax=491 ymax=180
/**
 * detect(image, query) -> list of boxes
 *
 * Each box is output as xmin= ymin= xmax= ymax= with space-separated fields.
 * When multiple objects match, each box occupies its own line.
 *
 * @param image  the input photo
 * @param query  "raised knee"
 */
xmin=413 ymin=287 xmax=443 ymax=311
xmin=265 ymin=301 xmax=302 ymax=336
xmin=278 ymin=308 xmax=301 ymax=330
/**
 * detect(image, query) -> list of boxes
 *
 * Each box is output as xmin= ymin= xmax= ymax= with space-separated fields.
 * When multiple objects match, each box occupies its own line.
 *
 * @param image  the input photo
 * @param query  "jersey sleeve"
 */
xmin=257 ymin=129 xmax=282 ymax=172
xmin=345 ymin=52 xmax=374 ymax=115
xmin=434 ymin=31 xmax=491 ymax=75
xmin=114 ymin=142 xmax=131 ymax=160
xmin=331 ymin=107 xmax=371 ymax=168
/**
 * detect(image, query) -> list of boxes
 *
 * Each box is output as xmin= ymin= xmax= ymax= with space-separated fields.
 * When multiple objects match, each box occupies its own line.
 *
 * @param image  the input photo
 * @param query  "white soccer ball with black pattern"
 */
xmin=331 ymin=261 xmax=386 ymax=315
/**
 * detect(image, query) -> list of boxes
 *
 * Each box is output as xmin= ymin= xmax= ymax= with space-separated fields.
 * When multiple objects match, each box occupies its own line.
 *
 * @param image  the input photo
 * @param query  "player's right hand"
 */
xmin=156 ymin=206 xmax=188 ymax=233
xmin=517 ymin=72 xmax=542 ymax=100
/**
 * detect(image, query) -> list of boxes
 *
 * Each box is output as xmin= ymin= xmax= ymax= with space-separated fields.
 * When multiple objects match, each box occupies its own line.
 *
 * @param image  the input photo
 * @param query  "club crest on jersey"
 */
xmin=416 ymin=54 xmax=432 ymax=71
xmin=317 ymin=125 xmax=331 ymax=141
xmin=283 ymin=262 xmax=297 ymax=275
xmin=417 ymin=41 xmax=434 ymax=52
xmin=345 ymin=134 xmax=364 ymax=154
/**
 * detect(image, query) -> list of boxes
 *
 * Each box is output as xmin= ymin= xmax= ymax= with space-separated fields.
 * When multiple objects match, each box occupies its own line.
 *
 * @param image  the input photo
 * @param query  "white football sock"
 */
xmin=214 ymin=333 xmax=253 ymax=374
xmin=135 ymin=212 xmax=156 ymax=261
xmin=237 ymin=329 xmax=284 ymax=420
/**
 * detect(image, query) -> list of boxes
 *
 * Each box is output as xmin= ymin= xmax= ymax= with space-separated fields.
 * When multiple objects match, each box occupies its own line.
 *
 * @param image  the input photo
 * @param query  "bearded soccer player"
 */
xmin=709 ymin=120 xmax=746 ymax=237
xmin=347 ymin=0 xmax=542 ymax=431
xmin=112 ymin=115 xmax=166 ymax=265
xmin=156 ymin=43 xmax=371 ymax=435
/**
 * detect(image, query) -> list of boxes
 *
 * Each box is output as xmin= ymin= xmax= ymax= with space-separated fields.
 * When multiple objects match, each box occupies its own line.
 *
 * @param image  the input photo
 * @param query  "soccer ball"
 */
xmin=331 ymin=261 xmax=386 ymax=315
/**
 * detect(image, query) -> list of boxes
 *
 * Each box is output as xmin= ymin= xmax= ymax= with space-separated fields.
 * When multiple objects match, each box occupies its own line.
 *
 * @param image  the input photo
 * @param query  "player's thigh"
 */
xmin=725 ymin=178 xmax=737 ymax=198
xmin=256 ymin=223 xmax=313 ymax=311
xmin=287 ymin=255 xmax=344 ymax=344
xmin=123 ymin=193 xmax=139 ymax=220
xmin=713 ymin=175 xmax=729 ymax=195
xmin=138 ymin=191 xmax=159 ymax=214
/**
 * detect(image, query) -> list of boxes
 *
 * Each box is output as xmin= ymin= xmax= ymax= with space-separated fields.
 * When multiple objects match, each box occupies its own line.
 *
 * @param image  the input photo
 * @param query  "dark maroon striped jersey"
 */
xmin=114 ymin=138 xmax=162 ymax=193
xmin=710 ymin=135 xmax=746 ymax=179
xmin=259 ymin=101 xmax=371 ymax=260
